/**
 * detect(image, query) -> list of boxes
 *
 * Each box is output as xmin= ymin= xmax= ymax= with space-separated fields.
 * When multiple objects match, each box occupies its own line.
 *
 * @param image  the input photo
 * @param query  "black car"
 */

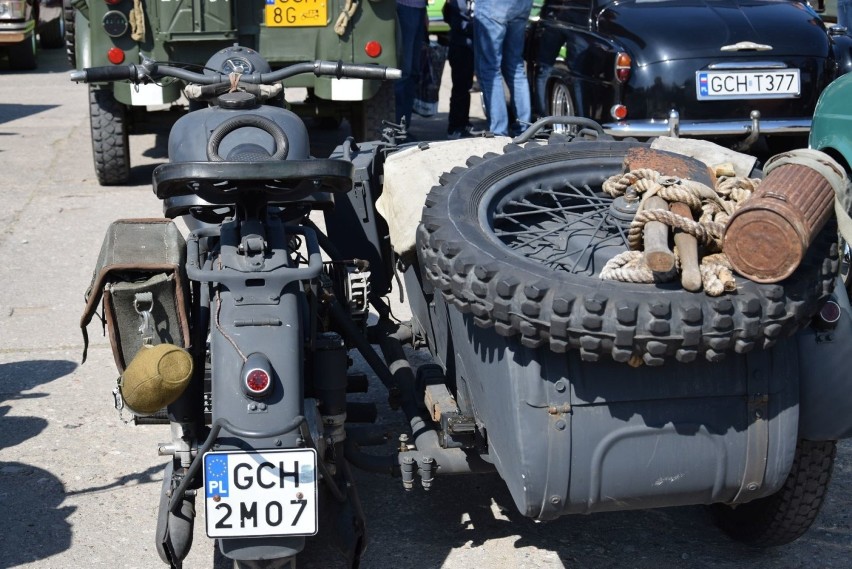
xmin=527 ymin=0 xmax=852 ymax=151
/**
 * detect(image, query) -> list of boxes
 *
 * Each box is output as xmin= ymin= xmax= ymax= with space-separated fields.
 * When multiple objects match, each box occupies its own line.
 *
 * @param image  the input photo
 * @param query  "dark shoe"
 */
xmin=447 ymin=124 xmax=484 ymax=139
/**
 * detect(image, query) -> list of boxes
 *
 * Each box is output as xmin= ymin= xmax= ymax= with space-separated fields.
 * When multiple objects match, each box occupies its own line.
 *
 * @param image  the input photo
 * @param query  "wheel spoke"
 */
xmin=490 ymin=180 xmax=627 ymax=276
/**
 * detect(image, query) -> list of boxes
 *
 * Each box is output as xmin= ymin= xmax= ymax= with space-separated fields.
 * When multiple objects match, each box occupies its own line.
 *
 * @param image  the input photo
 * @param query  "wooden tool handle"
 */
xmin=643 ymin=196 xmax=675 ymax=272
xmin=670 ymin=201 xmax=702 ymax=292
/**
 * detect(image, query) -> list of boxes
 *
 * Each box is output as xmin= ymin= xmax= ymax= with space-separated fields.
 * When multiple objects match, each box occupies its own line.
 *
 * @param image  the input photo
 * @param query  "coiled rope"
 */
xmin=600 ymin=167 xmax=760 ymax=295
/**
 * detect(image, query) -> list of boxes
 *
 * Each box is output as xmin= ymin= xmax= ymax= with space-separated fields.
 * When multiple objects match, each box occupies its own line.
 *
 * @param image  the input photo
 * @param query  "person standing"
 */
xmin=839 ymin=0 xmax=851 ymax=30
xmin=473 ymin=0 xmax=534 ymax=137
xmin=395 ymin=0 xmax=428 ymax=130
xmin=444 ymin=0 xmax=477 ymax=138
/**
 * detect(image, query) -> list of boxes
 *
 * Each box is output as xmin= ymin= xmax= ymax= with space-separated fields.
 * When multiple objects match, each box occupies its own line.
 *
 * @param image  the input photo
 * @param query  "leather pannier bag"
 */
xmin=80 ymin=219 xmax=191 ymax=373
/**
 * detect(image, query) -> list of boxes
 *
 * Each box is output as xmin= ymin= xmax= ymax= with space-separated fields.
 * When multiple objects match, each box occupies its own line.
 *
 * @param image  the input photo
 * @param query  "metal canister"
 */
xmin=723 ymin=149 xmax=845 ymax=283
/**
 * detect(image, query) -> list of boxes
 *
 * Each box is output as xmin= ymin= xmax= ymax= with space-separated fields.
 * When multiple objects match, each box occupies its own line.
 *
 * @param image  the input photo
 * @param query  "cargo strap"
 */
xmin=134 ymin=292 xmax=155 ymax=346
xmin=129 ymin=0 xmax=145 ymax=42
xmin=334 ymin=0 xmax=359 ymax=36
xmin=731 ymin=369 xmax=770 ymax=503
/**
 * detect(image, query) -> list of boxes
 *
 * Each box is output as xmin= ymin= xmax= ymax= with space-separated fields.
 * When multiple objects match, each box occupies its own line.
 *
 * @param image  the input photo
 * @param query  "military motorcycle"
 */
xmin=75 ymin=43 xmax=852 ymax=569
xmin=76 ymin=46 xmax=410 ymax=568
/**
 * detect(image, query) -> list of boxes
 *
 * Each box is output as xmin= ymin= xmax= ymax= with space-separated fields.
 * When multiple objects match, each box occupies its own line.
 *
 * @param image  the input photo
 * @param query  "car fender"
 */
xmin=74 ymin=8 xmax=90 ymax=69
xmin=810 ymin=72 xmax=852 ymax=168
xmin=829 ymin=29 xmax=852 ymax=76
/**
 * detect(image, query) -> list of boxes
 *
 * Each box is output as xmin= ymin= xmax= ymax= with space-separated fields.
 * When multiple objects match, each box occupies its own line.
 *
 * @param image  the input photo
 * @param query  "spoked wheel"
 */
xmin=548 ymin=67 xmax=575 ymax=134
xmin=417 ymin=140 xmax=838 ymax=364
xmin=489 ymin=176 xmax=630 ymax=275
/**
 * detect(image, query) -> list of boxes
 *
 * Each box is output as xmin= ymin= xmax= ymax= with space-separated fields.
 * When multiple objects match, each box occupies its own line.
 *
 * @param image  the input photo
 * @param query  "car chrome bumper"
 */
xmin=601 ymin=110 xmax=811 ymax=139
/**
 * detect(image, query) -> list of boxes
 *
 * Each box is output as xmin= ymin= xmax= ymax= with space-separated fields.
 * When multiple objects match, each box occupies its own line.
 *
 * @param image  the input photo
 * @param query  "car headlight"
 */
xmin=0 ymin=1 xmax=26 ymax=20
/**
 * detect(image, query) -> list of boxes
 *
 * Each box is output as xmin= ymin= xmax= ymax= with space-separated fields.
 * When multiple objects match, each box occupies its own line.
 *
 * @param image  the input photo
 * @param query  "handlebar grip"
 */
xmin=315 ymin=61 xmax=402 ymax=81
xmin=72 ymin=65 xmax=138 ymax=83
xmin=342 ymin=64 xmax=402 ymax=81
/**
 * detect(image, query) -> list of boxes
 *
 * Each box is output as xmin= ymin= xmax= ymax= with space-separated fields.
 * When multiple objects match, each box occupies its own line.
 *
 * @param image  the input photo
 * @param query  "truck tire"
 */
xmin=711 ymin=439 xmax=836 ymax=547
xmin=89 ymin=86 xmax=131 ymax=186
xmin=63 ymin=0 xmax=75 ymax=68
xmin=39 ymin=11 xmax=65 ymax=49
xmin=349 ymin=82 xmax=395 ymax=142
xmin=9 ymin=34 xmax=37 ymax=71
xmin=417 ymin=140 xmax=839 ymax=364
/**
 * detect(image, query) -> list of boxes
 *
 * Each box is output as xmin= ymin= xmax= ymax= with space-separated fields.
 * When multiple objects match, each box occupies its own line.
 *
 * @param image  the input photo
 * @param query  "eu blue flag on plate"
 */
xmin=205 ymin=454 xmax=230 ymax=498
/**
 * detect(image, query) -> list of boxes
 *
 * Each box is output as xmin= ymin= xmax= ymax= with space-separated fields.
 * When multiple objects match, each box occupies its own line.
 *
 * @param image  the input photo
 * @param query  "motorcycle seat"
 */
xmin=153 ymin=159 xmax=354 ymax=205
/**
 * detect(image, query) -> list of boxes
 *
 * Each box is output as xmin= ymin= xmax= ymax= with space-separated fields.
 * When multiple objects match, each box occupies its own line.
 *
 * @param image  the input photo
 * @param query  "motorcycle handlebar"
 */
xmin=70 ymin=64 xmax=140 ymax=83
xmin=70 ymin=60 xmax=402 ymax=85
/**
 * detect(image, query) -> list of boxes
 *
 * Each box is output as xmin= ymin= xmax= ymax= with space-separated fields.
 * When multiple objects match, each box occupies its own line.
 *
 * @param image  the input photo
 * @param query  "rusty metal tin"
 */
xmin=623 ymin=146 xmax=716 ymax=188
xmin=723 ymin=163 xmax=835 ymax=283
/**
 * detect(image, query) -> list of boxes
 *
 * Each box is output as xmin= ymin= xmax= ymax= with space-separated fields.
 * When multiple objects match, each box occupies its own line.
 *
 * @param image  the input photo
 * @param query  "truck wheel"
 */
xmin=9 ymin=34 xmax=37 ymax=71
xmin=711 ymin=439 xmax=836 ymax=547
xmin=417 ymin=140 xmax=839 ymax=364
xmin=39 ymin=11 xmax=65 ymax=49
xmin=89 ymin=86 xmax=131 ymax=186
xmin=349 ymin=82 xmax=395 ymax=141
xmin=63 ymin=0 xmax=75 ymax=67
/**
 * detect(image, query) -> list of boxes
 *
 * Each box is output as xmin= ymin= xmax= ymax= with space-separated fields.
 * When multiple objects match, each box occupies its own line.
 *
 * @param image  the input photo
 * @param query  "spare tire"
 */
xmin=416 ymin=140 xmax=838 ymax=365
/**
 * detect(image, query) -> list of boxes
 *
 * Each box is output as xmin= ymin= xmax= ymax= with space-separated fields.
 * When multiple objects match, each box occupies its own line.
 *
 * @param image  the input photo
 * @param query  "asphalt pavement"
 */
xmin=1 ymin=47 xmax=851 ymax=569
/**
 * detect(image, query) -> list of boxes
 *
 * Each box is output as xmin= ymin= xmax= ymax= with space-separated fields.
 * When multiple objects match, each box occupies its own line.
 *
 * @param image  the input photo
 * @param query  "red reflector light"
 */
xmin=107 ymin=48 xmax=125 ymax=64
xmin=365 ymin=41 xmax=382 ymax=58
xmin=246 ymin=369 xmax=271 ymax=393
xmin=611 ymin=104 xmax=628 ymax=120
xmin=615 ymin=52 xmax=632 ymax=83
xmin=105 ymin=0 xmax=121 ymax=4
xmin=820 ymin=301 xmax=841 ymax=325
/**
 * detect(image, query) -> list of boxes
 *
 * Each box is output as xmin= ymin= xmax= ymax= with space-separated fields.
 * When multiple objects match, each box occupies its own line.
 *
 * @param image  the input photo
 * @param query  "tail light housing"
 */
xmin=615 ymin=52 xmax=632 ymax=83
xmin=242 ymin=353 xmax=274 ymax=398
xmin=610 ymin=104 xmax=628 ymax=120
xmin=813 ymin=300 xmax=842 ymax=331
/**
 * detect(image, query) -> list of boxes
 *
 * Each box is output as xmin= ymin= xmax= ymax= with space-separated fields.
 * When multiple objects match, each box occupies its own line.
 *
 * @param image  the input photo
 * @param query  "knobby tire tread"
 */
xmin=416 ymin=140 xmax=839 ymax=364
xmin=711 ymin=439 xmax=836 ymax=547
xmin=89 ymin=86 xmax=131 ymax=186
xmin=63 ymin=0 xmax=75 ymax=68
xmin=350 ymin=82 xmax=395 ymax=142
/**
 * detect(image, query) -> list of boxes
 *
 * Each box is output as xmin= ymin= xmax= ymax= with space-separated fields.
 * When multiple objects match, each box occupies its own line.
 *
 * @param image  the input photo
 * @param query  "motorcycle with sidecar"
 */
xmin=76 ymin=45 xmax=852 ymax=569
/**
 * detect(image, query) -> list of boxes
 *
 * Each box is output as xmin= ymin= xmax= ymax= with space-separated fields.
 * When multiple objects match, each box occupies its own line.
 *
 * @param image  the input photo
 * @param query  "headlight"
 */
xmin=0 ymin=1 xmax=26 ymax=20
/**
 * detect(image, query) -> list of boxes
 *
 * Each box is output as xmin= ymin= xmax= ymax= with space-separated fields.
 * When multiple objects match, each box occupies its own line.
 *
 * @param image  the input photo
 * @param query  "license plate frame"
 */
xmin=265 ymin=0 xmax=328 ymax=28
xmin=203 ymin=448 xmax=318 ymax=538
xmin=696 ymin=69 xmax=801 ymax=100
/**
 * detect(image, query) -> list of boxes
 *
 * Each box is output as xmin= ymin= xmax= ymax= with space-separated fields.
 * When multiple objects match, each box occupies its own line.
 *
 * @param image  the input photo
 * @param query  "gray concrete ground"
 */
xmin=1 ymin=47 xmax=851 ymax=569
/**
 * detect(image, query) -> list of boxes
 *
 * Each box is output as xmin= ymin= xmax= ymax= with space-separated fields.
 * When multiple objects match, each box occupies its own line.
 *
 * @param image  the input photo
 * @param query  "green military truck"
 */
xmin=65 ymin=0 xmax=398 ymax=185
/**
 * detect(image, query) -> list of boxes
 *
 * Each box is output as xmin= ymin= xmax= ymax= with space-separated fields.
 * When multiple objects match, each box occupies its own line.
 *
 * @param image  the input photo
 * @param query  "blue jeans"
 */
xmin=473 ymin=0 xmax=533 ymax=136
xmin=395 ymin=4 xmax=426 ymax=128
xmin=840 ymin=0 xmax=852 ymax=29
